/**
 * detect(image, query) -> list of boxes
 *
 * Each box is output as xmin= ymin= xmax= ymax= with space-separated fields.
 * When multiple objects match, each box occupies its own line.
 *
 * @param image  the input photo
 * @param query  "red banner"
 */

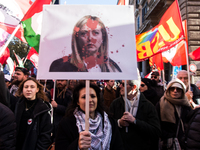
xmin=136 ymin=0 xmax=184 ymax=62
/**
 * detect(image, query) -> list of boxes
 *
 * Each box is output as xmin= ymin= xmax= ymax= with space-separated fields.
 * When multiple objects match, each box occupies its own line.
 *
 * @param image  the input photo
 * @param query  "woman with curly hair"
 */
xmin=15 ymin=77 xmax=52 ymax=150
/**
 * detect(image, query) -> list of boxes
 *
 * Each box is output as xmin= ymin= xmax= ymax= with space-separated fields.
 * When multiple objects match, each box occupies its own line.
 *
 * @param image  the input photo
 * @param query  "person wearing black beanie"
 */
xmin=140 ymin=78 xmax=160 ymax=106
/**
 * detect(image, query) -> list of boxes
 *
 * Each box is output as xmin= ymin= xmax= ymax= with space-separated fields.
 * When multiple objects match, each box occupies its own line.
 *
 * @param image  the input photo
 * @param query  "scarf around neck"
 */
xmin=160 ymin=91 xmax=190 ymax=124
xmin=74 ymin=108 xmax=112 ymax=150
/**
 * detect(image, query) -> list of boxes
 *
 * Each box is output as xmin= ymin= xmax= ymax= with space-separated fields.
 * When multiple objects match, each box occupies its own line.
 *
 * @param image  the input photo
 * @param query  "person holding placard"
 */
xmin=55 ymin=83 xmax=124 ymax=150
xmin=49 ymin=15 xmax=122 ymax=72
xmin=110 ymin=79 xmax=161 ymax=150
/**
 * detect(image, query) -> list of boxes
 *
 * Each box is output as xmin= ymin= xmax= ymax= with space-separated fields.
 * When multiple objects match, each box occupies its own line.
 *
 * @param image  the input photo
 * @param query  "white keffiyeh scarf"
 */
xmin=74 ymin=108 xmax=112 ymax=150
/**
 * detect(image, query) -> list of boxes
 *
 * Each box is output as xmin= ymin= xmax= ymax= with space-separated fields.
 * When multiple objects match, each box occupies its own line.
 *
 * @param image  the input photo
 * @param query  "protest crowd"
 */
xmin=1 ymin=67 xmax=200 ymax=150
xmin=1 ymin=0 xmax=200 ymax=150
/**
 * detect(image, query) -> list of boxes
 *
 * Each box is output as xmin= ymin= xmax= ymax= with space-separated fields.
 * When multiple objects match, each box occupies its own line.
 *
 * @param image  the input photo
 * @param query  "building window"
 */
xmin=142 ymin=2 xmax=147 ymax=23
xmin=136 ymin=0 xmax=140 ymax=8
xmin=137 ymin=15 xmax=140 ymax=30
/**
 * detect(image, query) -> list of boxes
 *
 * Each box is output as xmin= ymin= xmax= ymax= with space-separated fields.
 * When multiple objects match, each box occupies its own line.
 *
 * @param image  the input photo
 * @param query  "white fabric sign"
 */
xmin=37 ymin=5 xmax=137 ymax=80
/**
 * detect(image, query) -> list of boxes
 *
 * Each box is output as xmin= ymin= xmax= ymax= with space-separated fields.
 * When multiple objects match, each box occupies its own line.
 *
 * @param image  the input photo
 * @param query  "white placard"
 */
xmin=37 ymin=5 xmax=137 ymax=80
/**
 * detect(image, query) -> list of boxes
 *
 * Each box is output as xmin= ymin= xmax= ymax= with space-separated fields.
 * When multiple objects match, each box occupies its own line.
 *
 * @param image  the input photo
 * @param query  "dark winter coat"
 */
xmin=142 ymin=88 xmax=160 ymax=106
xmin=15 ymin=98 xmax=52 ymax=150
xmin=0 ymin=103 xmax=16 ymax=150
xmin=55 ymin=115 xmax=124 ymax=150
xmin=184 ymin=107 xmax=200 ymax=150
xmin=110 ymin=94 xmax=161 ymax=150
xmin=53 ymin=88 xmax=72 ymax=134
xmin=190 ymin=84 xmax=200 ymax=104
xmin=103 ymin=87 xmax=116 ymax=108
xmin=156 ymin=103 xmax=191 ymax=148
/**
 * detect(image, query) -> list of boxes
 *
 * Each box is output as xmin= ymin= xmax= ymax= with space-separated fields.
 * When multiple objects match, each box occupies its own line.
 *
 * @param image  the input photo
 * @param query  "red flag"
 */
xmin=117 ymin=0 xmax=125 ymax=5
xmin=21 ymin=0 xmax=52 ymax=21
xmin=136 ymin=0 xmax=184 ymax=61
xmin=0 ymin=47 xmax=10 ymax=64
xmin=0 ymin=0 xmax=32 ymax=42
xmin=189 ymin=47 xmax=200 ymax=61
xmin=27 ymin=47 xmax=39 ymax=69
xmin=149 ymin=53 xmax=164 ymax=71
xmin=162 ymin=20 xmax=187 ymax=66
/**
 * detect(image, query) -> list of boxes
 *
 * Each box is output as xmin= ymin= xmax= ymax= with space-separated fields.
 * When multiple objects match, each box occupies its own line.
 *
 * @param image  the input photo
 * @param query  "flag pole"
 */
xmin=124 ymin=81 xmax=128 ymax=132
xmin=85 ymin=80 xmax=90 ymax=131
xmin=23 ymin=47 xmax=31 ymax=65
xmin=53 ymin=80 xmax=56 ymax=101
xmin=184 ymin=40 xmax=191 ymax=91
xmin=175 ymin=0 xmax=190 ymax=90
xmin=0 ymin=24 xmax=21 ymax=57
xmin=162 ymin=70 xmax=166 ymax=90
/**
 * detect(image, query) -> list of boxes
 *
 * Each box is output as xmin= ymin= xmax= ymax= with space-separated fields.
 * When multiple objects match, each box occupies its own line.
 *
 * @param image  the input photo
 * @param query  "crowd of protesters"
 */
xmin=1 ymin=67 xmax=200 ymax=150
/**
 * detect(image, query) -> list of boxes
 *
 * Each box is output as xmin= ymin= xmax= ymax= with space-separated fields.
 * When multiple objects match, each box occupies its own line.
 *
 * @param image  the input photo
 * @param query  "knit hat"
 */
xmin=171 ymin=83 xmax=183 ymax=89
xmin=141 ymin=78 xmax=152 ymax=89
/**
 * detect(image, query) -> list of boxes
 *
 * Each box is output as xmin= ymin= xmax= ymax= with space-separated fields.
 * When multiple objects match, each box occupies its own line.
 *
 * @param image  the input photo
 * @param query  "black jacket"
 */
xmin=190 ymin=84 xmax=200 ymax=104
xmin=55 ymin=115 xmax=124 ymax=150
xmin=156 ymin=102 xmax=191 ymax=149
xmin=142 ymin=88 xmax=160 ymax=106
xmin=53 ymin=88 xmax=72 ymax=134
xmin=185 ymin=107 xmax=200 ymax=150
xmin=110 ymin=94 xmax=161 ymax=150
xmin=49 ymin=56 xmax=122 ymax=72
xmin=15 ymin=98 xmax=53 ymax=150
xmin=0 ymin=103 xmax=16 ymax=150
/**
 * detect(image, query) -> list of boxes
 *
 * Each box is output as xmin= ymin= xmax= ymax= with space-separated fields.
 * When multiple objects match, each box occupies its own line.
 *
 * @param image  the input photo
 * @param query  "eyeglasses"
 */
xmin=169 ymin=87 xmax=182 ymax=92
xmin=151 ymin=76 xmax=157 ymax=79
xmin=140 ymin=84 xmax=145 ymax=87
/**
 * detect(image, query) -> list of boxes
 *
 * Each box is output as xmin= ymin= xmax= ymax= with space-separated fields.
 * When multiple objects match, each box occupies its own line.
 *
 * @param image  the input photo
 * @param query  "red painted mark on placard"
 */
xmin=74 ymin=27 xmax=80 ymax=32
xmin=62 ymin=55 xmax=70 ymax=62
xmin=84 ymin=56 xmax=96 ymax=69
xmin=86 ymin=18 xmax=99 ymax=30
xmin=97 ymin=56 xmax=104 ymax=65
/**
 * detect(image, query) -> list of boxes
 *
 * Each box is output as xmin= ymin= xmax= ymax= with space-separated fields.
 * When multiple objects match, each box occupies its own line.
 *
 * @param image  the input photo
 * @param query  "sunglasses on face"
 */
xmin=151 ymin=76 xmax=157 ymax=79
xmin=140 ymin=84 xmax=145 ymax=87
xmin=169 ymin=87 xmax=182 ymax=92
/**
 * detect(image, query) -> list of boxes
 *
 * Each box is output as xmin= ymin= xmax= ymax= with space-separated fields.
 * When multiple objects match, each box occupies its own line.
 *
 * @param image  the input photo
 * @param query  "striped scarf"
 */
xmin=74 ymin=108 xmax=112 ymax=150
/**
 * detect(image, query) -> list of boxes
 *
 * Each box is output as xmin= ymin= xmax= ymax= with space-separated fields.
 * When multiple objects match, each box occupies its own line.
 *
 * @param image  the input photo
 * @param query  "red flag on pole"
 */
xmin=189 ymin=47 xmax=200 ymax=61
xmin=0 ymin=47 xmax=10 ymax=65
xmin=162 ymin=20 xmax=188 ymax=66
xmin=27 ymin=47 xmax=39 ymax=69
xmin=136 ymin=0 xmax=185 ymax=61
xmin=149 ymin=53 xmax=164 ymax=71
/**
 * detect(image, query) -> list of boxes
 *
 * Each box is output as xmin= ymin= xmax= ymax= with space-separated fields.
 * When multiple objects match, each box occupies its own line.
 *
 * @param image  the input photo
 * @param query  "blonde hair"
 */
xmin=71 ymin=15 xmax=109 ymax=72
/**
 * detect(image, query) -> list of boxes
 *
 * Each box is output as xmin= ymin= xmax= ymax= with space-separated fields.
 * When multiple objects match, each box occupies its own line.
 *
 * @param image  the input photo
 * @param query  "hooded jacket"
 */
xmin=15 ymin=98 xmax=52 ymax=150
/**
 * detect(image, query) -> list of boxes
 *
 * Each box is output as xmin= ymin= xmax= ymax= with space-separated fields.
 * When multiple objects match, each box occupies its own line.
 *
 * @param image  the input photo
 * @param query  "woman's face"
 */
xmin=77 ymin=20 xmax=103 ymax=55
xmin=23 ymin=80 xmax=39 ymax=100
xmin=169 ymin=86 xmax=183 ymax=99
xmin=78 ymin=87 xmax=98 ymax=118
xmin=139 ymin=81 xmax=148 ymax=92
